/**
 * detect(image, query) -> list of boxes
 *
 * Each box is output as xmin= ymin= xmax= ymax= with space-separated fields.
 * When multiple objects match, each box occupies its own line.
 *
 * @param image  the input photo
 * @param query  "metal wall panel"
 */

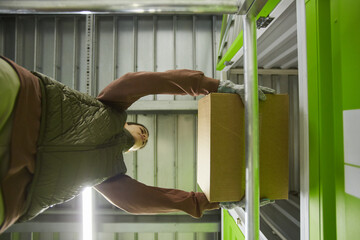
xmin=156 ymin=16 xmax=174 ymax=72
xmin=137 ymin=16 xmax=155 ymax=73
xmin=15 ymin=16 xmax=35 ymax=70
xmin=156 ymin=16 xmax=174 ymax=101
xmin=0 ymin=4 xmax=301 ymax=239
xmin=38 ymin=17 xmax=56 ymax=77
xmin=97 ymin=16 xmax=115 ymax=92
xmin=177 ymin=115 xmax=197 ymax=191
xmin=116 ymin=16 xmax=135 ymax=76
xmin=137 ymin=114 xmax=157 ymax=185
xmin=175 ymin=16 xmax=196 ymax=101
xmin=0 ymin=14 xmax=222 ymax=239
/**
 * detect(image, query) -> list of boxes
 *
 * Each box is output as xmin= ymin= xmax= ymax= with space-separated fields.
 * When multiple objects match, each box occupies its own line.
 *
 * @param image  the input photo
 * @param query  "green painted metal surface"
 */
xmin=306 ymin=0 xmax=360 ymax=239
xmin=217 ymin=30 xmax=244 ymax=70
xmin=32 ymin=232 xmax=40 ymax=240
xmin=218 ymin=14 xmax=228 ymax=56
xmin=223 ymin=209 xmax=245 ymax=240
xmin=306 ymin=0 xmax=337 ymax=239
xmin=330 ymin=0 xmax=360 ymax=239
xmin=11 ymin=233 xmax=20 ymax=240
xmin=336 ymin=2 xmax=360 ymax=110
xmin=216 ymin=0 xmax=281 ymax=71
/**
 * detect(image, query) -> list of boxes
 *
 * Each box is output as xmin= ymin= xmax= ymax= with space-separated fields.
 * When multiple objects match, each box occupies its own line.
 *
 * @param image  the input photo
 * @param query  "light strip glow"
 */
xmin=82 ymin=187 xmax=93 ymax=240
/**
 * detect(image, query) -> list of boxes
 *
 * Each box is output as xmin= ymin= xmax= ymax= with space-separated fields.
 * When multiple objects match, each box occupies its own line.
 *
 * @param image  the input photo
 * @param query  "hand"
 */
xmin=217 ymin=80 xmax=275 ymax=102
xmin=219 ymin=198 xmax=274 ymax=210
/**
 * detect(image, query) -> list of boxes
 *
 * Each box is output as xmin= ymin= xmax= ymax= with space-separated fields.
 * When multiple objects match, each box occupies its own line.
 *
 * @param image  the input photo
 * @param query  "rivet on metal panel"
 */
xmin=256 ymin=16 xmax=274 ymax=29
xmin=224 ymin=61 xmax=233 ymax=66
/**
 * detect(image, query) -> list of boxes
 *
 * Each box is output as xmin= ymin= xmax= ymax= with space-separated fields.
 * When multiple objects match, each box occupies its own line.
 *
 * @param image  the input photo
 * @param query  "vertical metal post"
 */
xmin=153 ymin=16 xmax=157 ymax=101
xmin=296 ymin=0 xmax=310 ymax=238
xmin=174 ymin=115 xmax=179 ymax=189
xmin=0 ymin=18 xmax=4 ymax=55
xmin=192 ymin=15 xmax=197 ymax=101
xmin=53 ymin=17 xmax=58 ymax=80
xmin=243 ymin=12 xmax=260 ymax=240
xmin=73 ymin=16 xmax=79 ymax=90
xmin=133 ymin=115 xmax=138 ymax=180
xmin=194 ymin=114 xmax=198 ymax=192
xmin=33 ymin=16 xmax=38 ymax=71
xmin=14 ymin=16 xmax=19 ymax=63
xmin=153 ymin=16 xmax=157 ymax=73
xmin=154 ymin=115 xmax=158 ymax=187
xmin=133 ymin=16 xmax=138 ymax=72
xmin=212 ymin=15 xmax=216 ymax=78
xmin=192 ymin=15 xmax=196 ymax=70
xmin=173 ymin=15 xmax=177 ymax=70
xmin=85 ymin=14 xmax=95 ymax=96
xmin=113 ymin=16 xmax=118 ymax=80
xmin=83 ymin=14 xmax=96 ymax=240
xmin=173 ymin=15 xmax=177 ymax=101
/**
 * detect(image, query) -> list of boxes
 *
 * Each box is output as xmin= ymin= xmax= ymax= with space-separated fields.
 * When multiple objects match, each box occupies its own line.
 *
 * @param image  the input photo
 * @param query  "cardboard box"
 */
xmin=197 ymin=93 xmax=289 ymax=202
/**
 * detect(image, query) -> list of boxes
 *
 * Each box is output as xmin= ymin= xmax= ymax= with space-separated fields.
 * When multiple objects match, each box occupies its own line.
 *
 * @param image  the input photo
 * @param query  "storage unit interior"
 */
xmin=0 ymin=0 xmax=301 ymax=239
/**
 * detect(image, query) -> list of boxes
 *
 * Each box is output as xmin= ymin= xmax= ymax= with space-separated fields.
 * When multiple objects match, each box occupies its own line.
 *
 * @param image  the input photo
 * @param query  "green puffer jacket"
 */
xmin=19 ymin=72 xmax=134 ymax=221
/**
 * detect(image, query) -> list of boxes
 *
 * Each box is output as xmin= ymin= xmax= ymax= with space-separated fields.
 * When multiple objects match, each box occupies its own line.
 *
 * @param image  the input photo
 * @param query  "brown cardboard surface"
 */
xmin=197 ymin=93 xmax=289 ymax=202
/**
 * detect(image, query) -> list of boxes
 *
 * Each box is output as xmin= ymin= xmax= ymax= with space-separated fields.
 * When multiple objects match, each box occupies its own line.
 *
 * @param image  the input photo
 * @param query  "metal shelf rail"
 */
xmin=0 ymin=0 xmax=270 ymax=239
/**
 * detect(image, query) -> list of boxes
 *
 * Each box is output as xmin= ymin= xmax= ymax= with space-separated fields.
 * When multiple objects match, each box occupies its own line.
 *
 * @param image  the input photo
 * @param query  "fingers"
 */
xmin=218 ymin=80 xmax=275 ymax=102
xmin=258 ymin=90 xmax=267 ymax=101
xmin=235 ymin=91 xmax=245 ymax=103
xmin=259 ymin=86 xmax=276 ymax=94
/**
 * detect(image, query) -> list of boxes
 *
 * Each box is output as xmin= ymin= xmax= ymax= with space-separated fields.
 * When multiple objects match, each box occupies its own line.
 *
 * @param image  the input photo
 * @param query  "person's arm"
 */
xmin=94 ymin=174 xmax=219 ymax=218
xmin=96 ymin=69 xmax=220 ymax=111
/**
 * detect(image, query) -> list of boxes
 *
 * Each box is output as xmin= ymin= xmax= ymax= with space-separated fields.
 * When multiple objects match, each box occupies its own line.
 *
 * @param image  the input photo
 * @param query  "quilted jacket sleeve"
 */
xmin=96 ymin=69 xmax=220 ymax=111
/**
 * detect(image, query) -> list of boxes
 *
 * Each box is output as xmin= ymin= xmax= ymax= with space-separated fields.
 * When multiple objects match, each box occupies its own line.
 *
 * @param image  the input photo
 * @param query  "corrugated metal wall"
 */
xmin=0 ymin=14 xmax=222 ymax=240
xmin=0 ymin=11 xmax=300 ymax=240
